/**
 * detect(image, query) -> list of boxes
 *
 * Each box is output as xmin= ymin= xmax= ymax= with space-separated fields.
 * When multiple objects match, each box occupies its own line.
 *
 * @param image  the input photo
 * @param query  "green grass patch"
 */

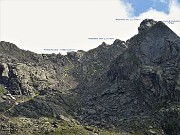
xmin=0 ymin=85 xmax=5 ymax=94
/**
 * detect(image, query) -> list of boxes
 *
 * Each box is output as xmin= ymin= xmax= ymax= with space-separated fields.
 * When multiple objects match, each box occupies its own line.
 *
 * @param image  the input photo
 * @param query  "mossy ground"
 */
xmin=0 ymin=85 xmax=5 ymax=94
xmin=7 ymin=116 xmax=134 ymax=135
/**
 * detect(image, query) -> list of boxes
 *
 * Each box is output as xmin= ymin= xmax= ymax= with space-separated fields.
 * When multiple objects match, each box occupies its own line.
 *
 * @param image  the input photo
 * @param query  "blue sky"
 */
xmin=124 ymin=0 xmax=180 ymax=16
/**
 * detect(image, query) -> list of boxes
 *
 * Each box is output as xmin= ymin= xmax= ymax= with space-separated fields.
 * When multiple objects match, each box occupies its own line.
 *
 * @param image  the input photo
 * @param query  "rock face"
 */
xmin=0 ymin=19 xmax=180 ymax=135
xmin=104 ymin=20 xmax=180 ymax=134
xmin=138 ymin=19 xmax=157 ymax=33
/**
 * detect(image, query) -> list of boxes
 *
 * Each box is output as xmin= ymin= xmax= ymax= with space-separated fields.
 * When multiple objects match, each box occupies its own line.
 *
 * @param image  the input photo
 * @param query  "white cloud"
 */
xmin=160 ymin=0 xmax=168 ymax=3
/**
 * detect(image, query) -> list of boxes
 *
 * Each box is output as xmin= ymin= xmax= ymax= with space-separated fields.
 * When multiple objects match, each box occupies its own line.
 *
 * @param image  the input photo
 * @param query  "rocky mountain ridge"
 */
xmin=0 ymin=19 xmax=180 ymax=135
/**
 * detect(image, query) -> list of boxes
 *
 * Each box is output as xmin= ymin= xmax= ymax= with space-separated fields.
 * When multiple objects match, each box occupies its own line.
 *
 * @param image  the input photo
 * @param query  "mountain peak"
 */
xmin=138 ymin=19 xmax=157 ymax=33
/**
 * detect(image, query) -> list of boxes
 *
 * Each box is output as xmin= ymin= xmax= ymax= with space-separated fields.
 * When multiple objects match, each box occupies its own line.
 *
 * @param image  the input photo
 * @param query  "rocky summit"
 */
xmin=0 ymin=19 xmax=180 ymax=135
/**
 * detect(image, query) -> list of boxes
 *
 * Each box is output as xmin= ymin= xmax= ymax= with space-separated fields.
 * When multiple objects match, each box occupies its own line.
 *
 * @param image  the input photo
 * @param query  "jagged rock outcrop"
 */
xmin=0 ymin=62 xmax=58 ymax=96
xmin=138 ymin=19 xmax=157 ymax=33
